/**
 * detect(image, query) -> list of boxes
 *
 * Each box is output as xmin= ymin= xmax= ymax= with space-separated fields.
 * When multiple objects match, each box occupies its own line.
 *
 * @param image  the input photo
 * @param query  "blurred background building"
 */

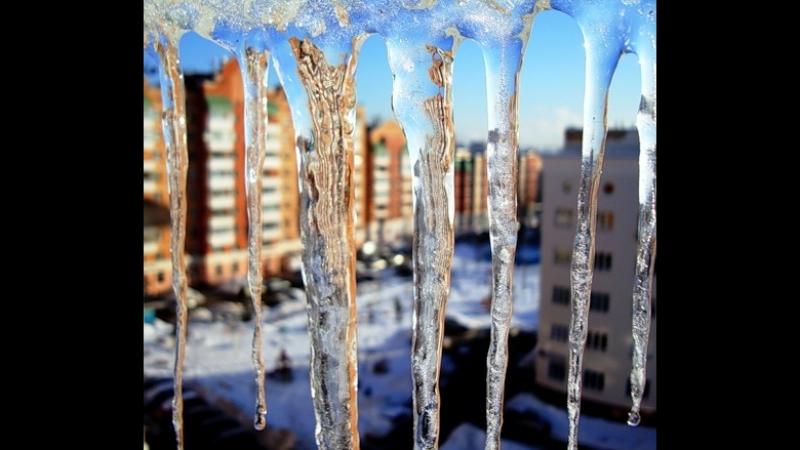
xmin=535 ymin=128 xmax=657 ymax=419
xmin=144 ymin=59 xmax=544 ymax=298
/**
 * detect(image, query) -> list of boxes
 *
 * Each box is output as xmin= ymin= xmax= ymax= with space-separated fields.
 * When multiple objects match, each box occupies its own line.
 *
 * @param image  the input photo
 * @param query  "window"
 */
xmin=597 ymin=211 xmax=614 ymax=231
xmin=586 ymin=331 xmax=608 ymax=352
xmin=157 ymin=272 xmax=165 ymax=282
xmin=232 ymin=261 xmax=239 ymax=274
xmin=555 ymin=208 xmax=573 ymax=228
xmin=548 ymin=358 xmax=566 ymax=382
xmin=594 ymin=252 xmax=612 ymax=271
xmin=590 ymin=292 xmax=610 ymax=312
xmin=626 ymin=378 xmax=651 ymax=400
xmin=550 ymin=324 xmax=569 ymax=343
xmin=216 ymin=265 xmax=223 ymax=276
xmin=583 ymin=369 xmax=605 ymax=391
xmin=562 ymin=181 xmax=572 ymax=193
xmin=144 ymin=227 xmax=161 ymax=243
xmin=603 ymin=182 xmax=614 ymax=194
xmin=554 ymin=248 xmax=571 ymax=265
xmin=552 ymin=286 xmax=570 ymax=305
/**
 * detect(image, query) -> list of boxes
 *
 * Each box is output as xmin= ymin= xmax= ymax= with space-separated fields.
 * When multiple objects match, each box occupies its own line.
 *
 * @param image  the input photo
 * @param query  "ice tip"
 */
xmin=254 ymin=409 xmax=267 ymax=430
xmin=627 ymin=410 xmax=641 ymax=427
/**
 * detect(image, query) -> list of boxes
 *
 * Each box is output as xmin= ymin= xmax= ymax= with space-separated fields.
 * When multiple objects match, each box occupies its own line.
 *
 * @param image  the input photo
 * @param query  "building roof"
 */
xmin=550 ymin=127 xmax=640 ymax=159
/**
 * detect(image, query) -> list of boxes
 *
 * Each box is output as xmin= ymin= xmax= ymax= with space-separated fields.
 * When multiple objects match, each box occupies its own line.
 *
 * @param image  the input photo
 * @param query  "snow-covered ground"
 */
xmin=449 ymin=243 xmax=540 ymax=331
xmin=143 ymin=242 xmax=546 ymax=448
xmin=506 ymin=393 xmax=657 ymax=450
xmin=440 ymin=423 xmax=542 ymax=450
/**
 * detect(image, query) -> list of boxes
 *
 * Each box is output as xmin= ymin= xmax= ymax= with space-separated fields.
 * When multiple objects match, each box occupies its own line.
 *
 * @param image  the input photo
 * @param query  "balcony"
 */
xmin=143 ymin=241 xmax=159 ymax=255
xmin=262 ymin=209 xmax=282 ymax=224
xmin=142 ymin=159 xmax=158 ymax=174
xmin=209 ymin=195 xmax=236 ymax=210
xmin=207 ymin=116 xmax=235 ymax=130
xmin=204 ymin=133 xmax=236 ymax=152
xmin=262 ymin=224 xmax=282 ymax=241
xmin=209 ymin=175 xmax=236 ymax=191
xmin=208 ymin=157 xmax=235 ymax=171
xmin=143 ymin=180 xmax=157 ymax=194
xmin=143 ymin=133 xmax=157 ymax=151
xmin=208 ymin=230 xmax=236 ymax=248
xmin=209 ymin=215 xmax=235 ymax=230
xmin=263 ymin=154 xmax=281 ymax=169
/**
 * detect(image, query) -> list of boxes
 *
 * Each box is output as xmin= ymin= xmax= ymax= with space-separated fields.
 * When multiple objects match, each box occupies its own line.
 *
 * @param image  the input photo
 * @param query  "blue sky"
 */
xmin=148 ymin=10 xmax=641 ymax=151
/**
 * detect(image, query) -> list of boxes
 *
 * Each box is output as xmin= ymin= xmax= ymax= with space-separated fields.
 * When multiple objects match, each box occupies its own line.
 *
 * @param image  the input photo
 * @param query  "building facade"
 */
xmin=367 ymin=120 xmax=413 ymax=245
xmin=535 ymin=128 xmax=657 ymax=417
xmin=143 ymin=81 xmax=173 ymax=296
xmin=143 ymin=59 xmax=302 ymax=296
xmin=518 ymin=150 xmax=543 ymax=227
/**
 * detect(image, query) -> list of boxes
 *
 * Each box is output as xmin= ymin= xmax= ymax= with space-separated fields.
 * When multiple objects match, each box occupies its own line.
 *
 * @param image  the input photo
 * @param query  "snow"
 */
xmin=449 ymin=242 xmax=540 ymax=331
xmin=506 ymin=393 xmax=657 ymax=450
xmin=440 ymin=423 xmax=542 ymax=450
xmin=144 ymin=242 xmax=540 ymax=448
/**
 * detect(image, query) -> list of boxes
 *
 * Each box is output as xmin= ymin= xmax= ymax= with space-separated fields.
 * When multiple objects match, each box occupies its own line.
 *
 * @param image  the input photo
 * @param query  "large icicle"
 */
xmin=557 ymin=15 xmax=623 ymax=450
xmin=385 ymin=32 xmax=459 ymax=450
xmin=154 ymin=28 xmax=191 ymax=450
xmin=628 ymin=5 xmax=657 ymax=427
xmin=238 ymin=40 xmax=270 ymax=431
xmin=476 ymin=20 xmax=533 ymax=450
xmin=271 ymin=34 xmax=364 ymax=449
xmin=564 ymin=41 xmax=621 ymax=449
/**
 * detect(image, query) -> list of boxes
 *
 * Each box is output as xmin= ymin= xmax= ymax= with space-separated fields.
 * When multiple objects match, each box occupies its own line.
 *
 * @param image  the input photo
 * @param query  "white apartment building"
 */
xmin=535 ymin=129 xmax=657 ymax=415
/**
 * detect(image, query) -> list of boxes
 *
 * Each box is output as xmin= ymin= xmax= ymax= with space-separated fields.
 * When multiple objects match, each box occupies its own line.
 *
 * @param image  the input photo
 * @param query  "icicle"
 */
xmin=476 ymin=20 xmax=533 ymax=450
xmin=563 ymin=39 xmax=621 ymax=449
xmin=237 ymin=39 xmax=270 ymax=431
xmin=385 ymin=32 xmax=459 ymax=450
xmin=154 ymin=27 xmax=190 ymax=450
xmin=543 ymin=2 xmax=627 ymax=446
xmin=271 ymin=34 xmax=364 ymax=449
xmin=628 ymin=6 xmax=656 ymax=427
